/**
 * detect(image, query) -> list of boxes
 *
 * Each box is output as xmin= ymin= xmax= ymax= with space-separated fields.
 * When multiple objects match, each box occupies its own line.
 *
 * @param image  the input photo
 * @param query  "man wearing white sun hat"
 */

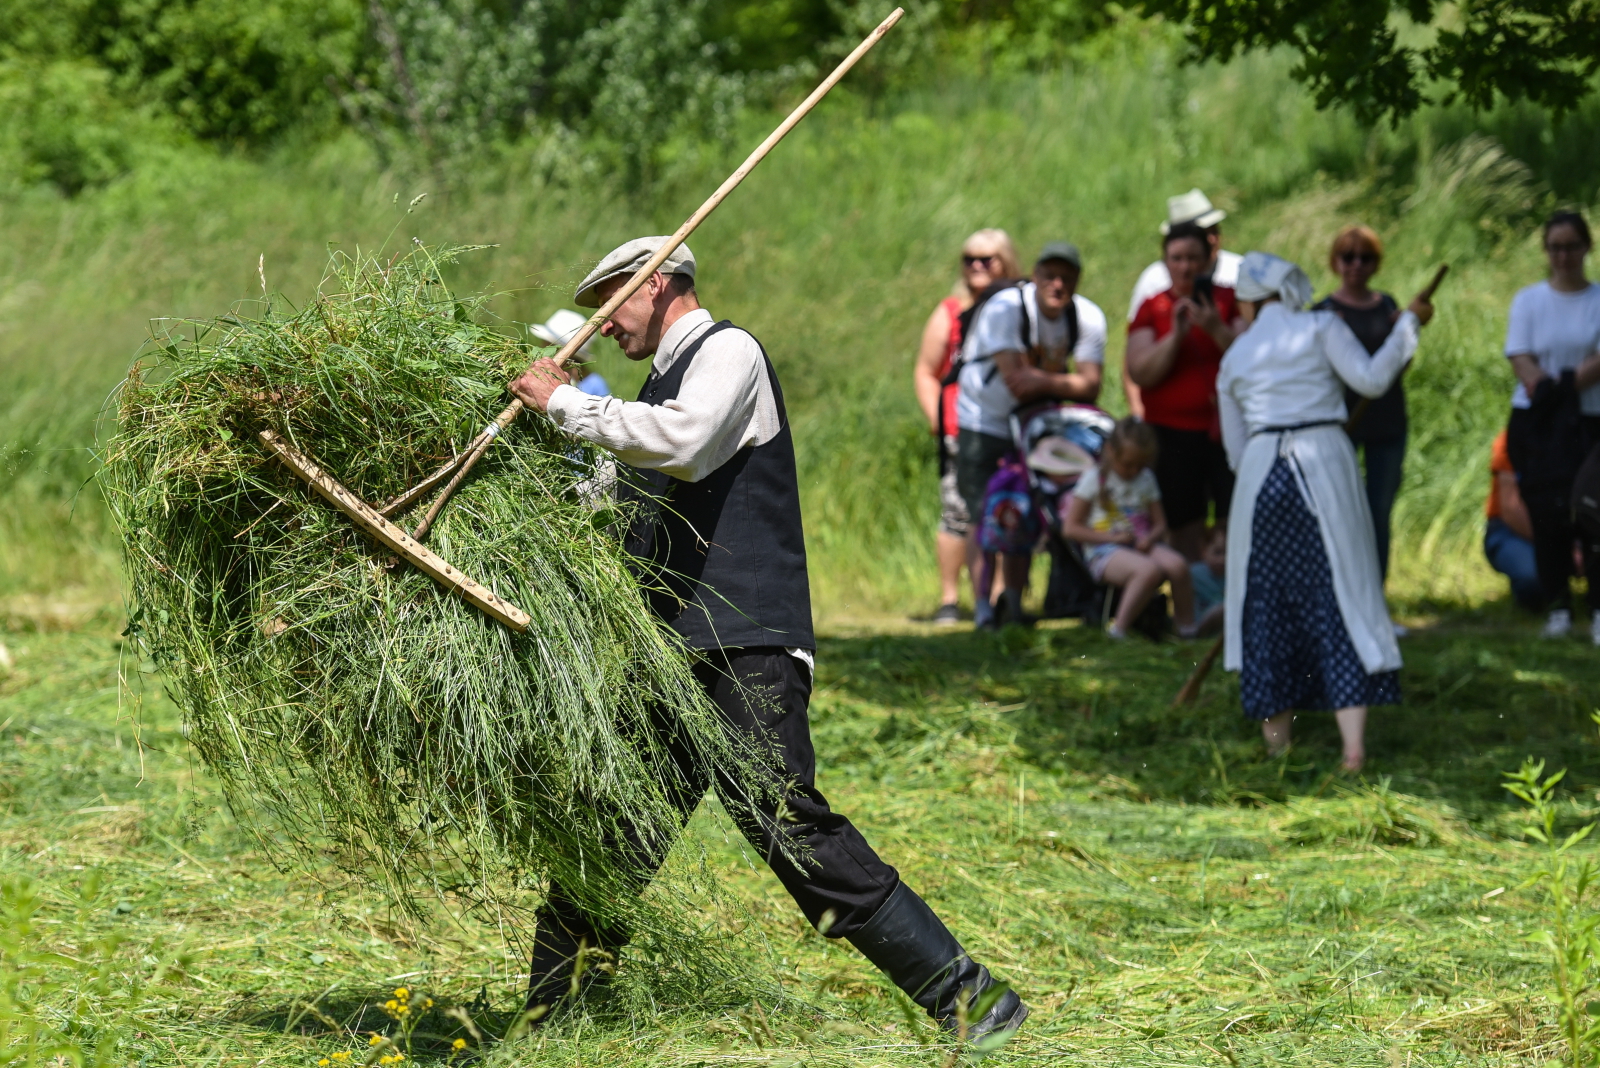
xmin=1125 ymin=189 xmax=1244 ymax=419
xmin=529 ymin=308 xmax=609 ymax=396
xmin=508 ymin=235 xmax=1029 ymax=1043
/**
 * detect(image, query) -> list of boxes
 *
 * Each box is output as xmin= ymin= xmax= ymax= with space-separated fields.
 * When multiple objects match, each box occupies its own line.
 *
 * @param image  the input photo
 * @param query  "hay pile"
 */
xmin=102 ymin=245 xmax=768 ymax=936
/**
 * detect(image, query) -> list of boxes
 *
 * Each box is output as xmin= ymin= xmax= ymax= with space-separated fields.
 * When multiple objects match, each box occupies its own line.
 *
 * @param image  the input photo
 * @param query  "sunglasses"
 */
xmin=962 ymin=254 xmax=998 ymax=267
xmin=1338 ymin=251 xmax=1380 ymax=266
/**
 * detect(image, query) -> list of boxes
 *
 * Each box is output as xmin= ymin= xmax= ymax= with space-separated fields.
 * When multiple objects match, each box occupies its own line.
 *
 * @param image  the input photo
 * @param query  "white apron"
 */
xmin=1223 ymin=423 xmax=1400 ymax=675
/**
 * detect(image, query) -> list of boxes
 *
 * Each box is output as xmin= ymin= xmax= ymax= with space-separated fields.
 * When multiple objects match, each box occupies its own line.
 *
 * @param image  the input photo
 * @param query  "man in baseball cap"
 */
xmin=955 ymin=240 xmax=1107 ymax=629
xmin=508 ymin=236 xmax=1028 ymax=1043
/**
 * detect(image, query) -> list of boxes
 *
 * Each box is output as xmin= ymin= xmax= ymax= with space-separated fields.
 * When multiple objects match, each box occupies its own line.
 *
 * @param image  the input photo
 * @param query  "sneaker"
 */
xmin=1592 ymin=610 xmax=1600 ymax=647
xmin=974 ymin=600 xmax=999 ymax=631
xmin=932 ymin=603 xmax=961 ymax=626
xmin=1106 ymin=624 xmax=1128 ymax=640
xmin=1543 ymin=608 xmax=1573 ymax=638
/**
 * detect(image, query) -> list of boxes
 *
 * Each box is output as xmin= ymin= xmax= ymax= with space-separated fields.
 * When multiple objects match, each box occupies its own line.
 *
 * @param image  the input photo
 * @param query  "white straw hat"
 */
xmin=529 ymin=308 xmax=595 ymax=356
xmin=1158 ymin=189 xmax=1228 ymax=235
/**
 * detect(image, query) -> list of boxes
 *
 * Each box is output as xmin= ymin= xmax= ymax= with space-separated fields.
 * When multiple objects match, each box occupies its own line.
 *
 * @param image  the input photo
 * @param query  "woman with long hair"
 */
xmin=1217 ymin=253 xmax=1434 ymax=771
xmin=912 ymin=229 xmax=1022 ymax=624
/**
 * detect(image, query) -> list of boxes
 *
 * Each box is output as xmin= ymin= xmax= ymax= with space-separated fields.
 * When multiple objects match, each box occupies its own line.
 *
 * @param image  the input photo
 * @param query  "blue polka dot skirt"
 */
xmin=1239 ymin=457 xmax=1400 ymax=721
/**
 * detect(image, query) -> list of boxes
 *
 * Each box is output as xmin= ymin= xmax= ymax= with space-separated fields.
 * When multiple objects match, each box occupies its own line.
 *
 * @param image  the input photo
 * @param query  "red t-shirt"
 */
xmin=1129 ymin=287 xmax=1238 ymax=432
xmin=934 ymin=296 xmax=964 ymax=437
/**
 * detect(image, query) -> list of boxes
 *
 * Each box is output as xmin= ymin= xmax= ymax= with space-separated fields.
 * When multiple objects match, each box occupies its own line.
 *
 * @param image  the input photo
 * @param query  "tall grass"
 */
xmin=1 ymin=38 xmax=1592 ymax=623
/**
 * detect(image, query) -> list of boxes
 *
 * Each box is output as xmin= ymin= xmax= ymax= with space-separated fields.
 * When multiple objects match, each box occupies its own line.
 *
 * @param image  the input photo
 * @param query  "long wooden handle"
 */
xmin=260 ymin=430 xmax=531 ymax=631
xmin=1172 ymin=635 xmax=1224 ymax=707
xmin=1345 ymin=264 xmax=1449 ymax=434
xmin=405 ymin=7 xmax=905 ymax=541
xmin=541 ymin=5 xmax=905 ymax=374
xmin=1419 ymin=263 xmax=1450 ymax=302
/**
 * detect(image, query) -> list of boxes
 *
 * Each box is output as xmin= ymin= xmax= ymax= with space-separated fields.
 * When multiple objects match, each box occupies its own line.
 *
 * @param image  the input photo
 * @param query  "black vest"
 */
xmin=621 ymin=321 xmax=815 ymax=651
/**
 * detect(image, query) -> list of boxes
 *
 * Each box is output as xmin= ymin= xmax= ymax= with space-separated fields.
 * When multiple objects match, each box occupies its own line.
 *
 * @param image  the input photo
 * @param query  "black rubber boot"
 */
xmin=847 ymin=882 xmax=1028 ymax=1043
xmin=525 ymin=900 xmax=623 ymax=1016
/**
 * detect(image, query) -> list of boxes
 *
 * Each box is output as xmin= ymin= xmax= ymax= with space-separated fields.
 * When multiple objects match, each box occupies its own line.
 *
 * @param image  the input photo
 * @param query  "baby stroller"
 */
xmin=1007 ymin=402 xmax=1111 ymax=620
xmin=1008 ymin=402 xmax=1171 ymax=636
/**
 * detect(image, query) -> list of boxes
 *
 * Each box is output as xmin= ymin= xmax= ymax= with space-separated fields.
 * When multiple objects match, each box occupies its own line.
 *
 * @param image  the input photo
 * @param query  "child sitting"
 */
xmin=1189 ymin=525 xmax=1227 ymax=636
xmin=1060 ymin=418 xmax=1197 ymax=639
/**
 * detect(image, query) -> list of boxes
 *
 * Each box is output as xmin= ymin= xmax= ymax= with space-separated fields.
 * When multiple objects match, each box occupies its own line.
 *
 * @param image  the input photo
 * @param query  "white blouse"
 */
xmin=1217 ymin=303 xmax=1419 ymax=469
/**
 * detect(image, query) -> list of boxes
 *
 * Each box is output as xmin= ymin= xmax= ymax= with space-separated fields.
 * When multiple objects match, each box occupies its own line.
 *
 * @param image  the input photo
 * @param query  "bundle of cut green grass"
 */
xmin=100 ymin=244 xmax=772 ymax=945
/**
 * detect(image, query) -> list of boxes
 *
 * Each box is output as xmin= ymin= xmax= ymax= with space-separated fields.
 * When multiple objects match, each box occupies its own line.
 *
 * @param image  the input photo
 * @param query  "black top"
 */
xmin=1314 ymin=292 xmax=1406 ymax=443
xmin=620 ymin=321 xmax=815 ymax=652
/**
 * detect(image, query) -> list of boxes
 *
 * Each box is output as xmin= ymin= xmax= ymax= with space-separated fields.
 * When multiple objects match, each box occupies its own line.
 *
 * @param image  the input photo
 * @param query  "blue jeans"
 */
xmin=1356 ymin=438 xmax=1406 ymax=581
xmin=1483 ymin=517 xmax=1542 ymax=610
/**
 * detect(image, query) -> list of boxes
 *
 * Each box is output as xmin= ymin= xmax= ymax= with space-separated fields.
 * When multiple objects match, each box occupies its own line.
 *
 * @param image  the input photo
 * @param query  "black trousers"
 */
xmin=529 ymin=648 xmax=900 ymax=998
xmin=1513 ymin=411 xmax=1600 ymax=612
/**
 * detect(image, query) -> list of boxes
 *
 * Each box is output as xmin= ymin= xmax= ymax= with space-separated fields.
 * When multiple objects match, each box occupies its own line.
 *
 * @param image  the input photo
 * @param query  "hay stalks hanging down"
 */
xmin=101 ymin=244 xmax=771 ymax=934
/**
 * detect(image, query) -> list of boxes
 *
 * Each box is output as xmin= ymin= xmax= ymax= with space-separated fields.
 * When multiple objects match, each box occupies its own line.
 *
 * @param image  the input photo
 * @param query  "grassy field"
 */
xmin=6 ymin=31 xmax=1600 ymax=1068
xmin=5 ymin=601 xmax=1600 ymax=1066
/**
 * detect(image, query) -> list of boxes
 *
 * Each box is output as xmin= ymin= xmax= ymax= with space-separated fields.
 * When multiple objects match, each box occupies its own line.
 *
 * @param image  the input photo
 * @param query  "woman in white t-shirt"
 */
xmin=1503 ymin=210 xmax=1600 ymax=642
xmin=1061 ymin=418 xmax=1197 ymax=639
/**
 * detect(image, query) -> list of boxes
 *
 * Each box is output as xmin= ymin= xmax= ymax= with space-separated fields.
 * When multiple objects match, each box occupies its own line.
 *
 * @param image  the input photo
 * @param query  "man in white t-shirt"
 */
xmin=956 ymin=241 xmax=1107 ymax=627
xmin=1124 ymin=189 xmax=1241 ymax=418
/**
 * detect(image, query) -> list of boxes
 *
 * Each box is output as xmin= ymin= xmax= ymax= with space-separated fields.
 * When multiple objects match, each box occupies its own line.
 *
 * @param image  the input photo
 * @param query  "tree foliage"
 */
xmin=1139 ymin=0 xmax=1600 ymax=123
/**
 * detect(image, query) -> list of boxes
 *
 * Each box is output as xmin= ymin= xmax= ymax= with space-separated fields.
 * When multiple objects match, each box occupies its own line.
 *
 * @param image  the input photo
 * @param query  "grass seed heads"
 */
xmin=99 ymin=244 xmax=766 ymax=936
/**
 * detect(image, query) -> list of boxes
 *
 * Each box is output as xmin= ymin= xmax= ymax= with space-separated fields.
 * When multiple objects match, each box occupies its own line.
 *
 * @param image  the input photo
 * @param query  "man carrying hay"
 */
xmin=511 ymin=236 xmax=1028 ymax=1040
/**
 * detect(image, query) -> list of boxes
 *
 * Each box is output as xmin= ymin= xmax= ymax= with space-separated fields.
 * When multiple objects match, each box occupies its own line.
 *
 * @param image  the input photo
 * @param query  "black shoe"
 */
xmin=848 ymin=882 xmax=1028 ymax=1044
xmin=525 ymin=902 xmax=622 ymax=1018
xmin=932 ymin=603 xmax=962 ymax=626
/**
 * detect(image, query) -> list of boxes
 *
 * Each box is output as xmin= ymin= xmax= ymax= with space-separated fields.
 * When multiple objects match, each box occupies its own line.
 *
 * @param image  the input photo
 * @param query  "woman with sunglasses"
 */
xmin=1312 ymin=227 xmax=1406 ymax=606
xmin=913 ymin=229 xmax=1022 ymax=624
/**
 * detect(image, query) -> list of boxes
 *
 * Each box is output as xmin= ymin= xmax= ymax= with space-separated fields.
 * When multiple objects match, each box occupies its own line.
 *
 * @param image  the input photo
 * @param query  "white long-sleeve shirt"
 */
xmin=1217 ymin=304 xmax=1419 ymax=468
xmin=544 ymin=309 xmax=780 ymax=484
xmin=543 ymin=307 xmax=812 ymax=672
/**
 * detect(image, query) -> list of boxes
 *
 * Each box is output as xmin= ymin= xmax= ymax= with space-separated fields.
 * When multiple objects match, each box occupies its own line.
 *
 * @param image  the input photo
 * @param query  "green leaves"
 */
xmin=1138 ymin=0 xmax=1600 ymax=122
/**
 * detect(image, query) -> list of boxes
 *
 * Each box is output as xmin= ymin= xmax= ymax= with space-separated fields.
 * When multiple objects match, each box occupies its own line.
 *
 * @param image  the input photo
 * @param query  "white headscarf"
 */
xmin=1234 ymin=251 xmax=1314 ymax=310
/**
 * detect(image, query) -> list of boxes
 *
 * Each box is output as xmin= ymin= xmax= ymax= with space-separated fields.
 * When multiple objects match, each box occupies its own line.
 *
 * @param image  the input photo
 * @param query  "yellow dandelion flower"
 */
xmin=421 ymin=998 xmax=434 ymax=1009
xmin=318 ymin=1059 xmax=330 ymax=1066
xmin=393 ymin=987 xmax=409 ymax=999
xmin=333 ymin=1053 xmax=351 ymax=1061
xmin=451 ymin=1039 xmax=466 ymax=1051
xmin=369 ymin=1036 xmax=383 ymax=1047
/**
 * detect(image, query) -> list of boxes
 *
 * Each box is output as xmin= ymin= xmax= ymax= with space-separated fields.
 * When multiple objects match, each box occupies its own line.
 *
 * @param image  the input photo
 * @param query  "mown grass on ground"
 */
xmin=5 ymin=592 xmax=1598 ymax=1065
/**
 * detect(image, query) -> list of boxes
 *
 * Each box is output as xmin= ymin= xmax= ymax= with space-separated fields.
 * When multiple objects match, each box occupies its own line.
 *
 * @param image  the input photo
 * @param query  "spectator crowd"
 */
xmin=908 ymin=194 xmax=1600 ymax=769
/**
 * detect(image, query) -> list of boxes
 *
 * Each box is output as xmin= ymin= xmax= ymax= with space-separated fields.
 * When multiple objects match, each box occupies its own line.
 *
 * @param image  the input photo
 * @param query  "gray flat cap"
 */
xmin=574 ymin=236 xmax=696 ymax=308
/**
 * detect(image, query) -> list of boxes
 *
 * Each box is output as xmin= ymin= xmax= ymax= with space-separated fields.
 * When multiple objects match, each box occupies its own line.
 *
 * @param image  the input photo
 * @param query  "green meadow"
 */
xmin=6 ymin=34 xmax=1600 ymax=1067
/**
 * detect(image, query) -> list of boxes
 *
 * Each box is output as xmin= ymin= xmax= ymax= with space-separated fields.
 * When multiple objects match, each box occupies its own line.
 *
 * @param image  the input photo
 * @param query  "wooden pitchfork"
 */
xmin=261 ymin=8 xmax=905 ymax=632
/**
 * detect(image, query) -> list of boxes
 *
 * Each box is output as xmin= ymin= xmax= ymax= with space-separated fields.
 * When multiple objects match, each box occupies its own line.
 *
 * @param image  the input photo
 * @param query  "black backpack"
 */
xmin=935 ymin=280 xmax=1080 ymax=445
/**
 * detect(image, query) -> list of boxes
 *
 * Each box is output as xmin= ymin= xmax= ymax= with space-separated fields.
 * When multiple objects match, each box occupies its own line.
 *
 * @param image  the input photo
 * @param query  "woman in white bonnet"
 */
xmin=1216 ymin=252 xmax=1435 ymax=770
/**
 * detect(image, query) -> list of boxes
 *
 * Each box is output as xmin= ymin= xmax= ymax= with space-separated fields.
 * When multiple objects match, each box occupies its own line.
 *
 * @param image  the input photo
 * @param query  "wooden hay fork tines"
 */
xmin=259 ymin=430 xmax=531 ymax=632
